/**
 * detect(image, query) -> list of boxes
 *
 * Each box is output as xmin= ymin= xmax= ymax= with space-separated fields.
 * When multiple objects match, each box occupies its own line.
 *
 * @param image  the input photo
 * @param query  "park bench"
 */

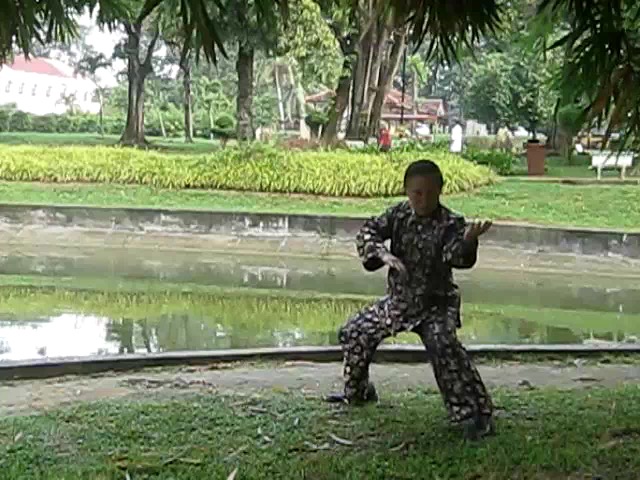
xmin=580 ymin=146 xmax=635 ymax=179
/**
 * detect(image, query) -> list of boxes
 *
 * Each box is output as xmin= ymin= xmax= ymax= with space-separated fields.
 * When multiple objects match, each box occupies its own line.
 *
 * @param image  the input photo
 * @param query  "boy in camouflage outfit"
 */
xmin=326 ymin=159 xmax=495 ymax=441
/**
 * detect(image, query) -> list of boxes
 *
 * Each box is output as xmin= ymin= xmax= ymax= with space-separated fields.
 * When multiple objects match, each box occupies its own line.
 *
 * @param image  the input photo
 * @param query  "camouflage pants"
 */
xmin=337 ymin=295 xmax=493 ymax=423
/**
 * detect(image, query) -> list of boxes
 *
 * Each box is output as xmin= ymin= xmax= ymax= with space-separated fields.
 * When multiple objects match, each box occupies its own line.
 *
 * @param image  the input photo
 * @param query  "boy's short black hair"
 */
xmin=403 ymin=159 xmax=444 ymax=188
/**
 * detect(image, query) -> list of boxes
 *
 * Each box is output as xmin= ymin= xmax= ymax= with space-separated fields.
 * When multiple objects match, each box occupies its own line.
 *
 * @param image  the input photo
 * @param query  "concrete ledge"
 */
xmin=2 ymin=344 xmax=639 ymax=381
xmin=0 ymin=203 xmax=638 ymax=258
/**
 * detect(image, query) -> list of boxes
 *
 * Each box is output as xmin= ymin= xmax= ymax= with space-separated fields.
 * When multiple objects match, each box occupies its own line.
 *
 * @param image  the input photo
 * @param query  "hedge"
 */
xmin=0 ymin=108 xmax=233 ymax=139
xmin=0 ymin=144 xmax=495 ymax=197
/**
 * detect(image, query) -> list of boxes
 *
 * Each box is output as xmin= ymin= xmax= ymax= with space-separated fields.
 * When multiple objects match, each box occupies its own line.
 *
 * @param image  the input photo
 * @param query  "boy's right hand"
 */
xmin=381 ymin=252 xmax=407 ymax=278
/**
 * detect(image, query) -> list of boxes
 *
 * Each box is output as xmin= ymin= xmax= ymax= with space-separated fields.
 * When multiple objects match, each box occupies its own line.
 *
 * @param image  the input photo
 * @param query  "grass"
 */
xmin=1 ymin=387 xmax=639 ymax=479
xmin=511 ymin=154 xmax=638 ymax=179
xmin=0 ymin=132 xmax=224 ymax=154
xmin=0 ymin=179 xmax=638 ymax=229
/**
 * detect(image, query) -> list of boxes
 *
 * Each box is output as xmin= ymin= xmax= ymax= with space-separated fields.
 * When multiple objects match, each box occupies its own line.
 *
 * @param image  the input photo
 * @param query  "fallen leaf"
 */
xmin=389 ymin=442 xmax=406 ymax=452
xmin=125 ymin=472 xmax=132 ymax=480
xmin=293 ymin=417 xmax=300 ymax=427
xmin=225 ymin=445 xmax=249 ymax=460
xmin=13 ymin=432 xmax=23 ymax=443
xmin=600 ymin=439 xmax=622 ymax=450
xmin=329 ymin=433 xmax=353 ymax=446
xmin=227 ymin=467 xmax=238 ymax=480
xmin=262 ymin=436 xmax=272 ymax=443
xmin=303 ymin=441 xmax=331 ymax=451
xmin=248 ymin=406 xmax=268 ymax=414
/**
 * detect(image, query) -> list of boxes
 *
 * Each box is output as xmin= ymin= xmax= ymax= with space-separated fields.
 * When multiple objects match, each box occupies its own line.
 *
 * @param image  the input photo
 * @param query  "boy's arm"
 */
xmin=356 ymin=206 xmax=395 ymax=272
xmin=442 ymin=216 xmax=479 ymax=269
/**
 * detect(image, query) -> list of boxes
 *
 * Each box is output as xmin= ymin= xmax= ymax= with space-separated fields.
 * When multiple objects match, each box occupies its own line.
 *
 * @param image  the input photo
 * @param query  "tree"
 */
xmin=217 ymin=0 xmax=284 ymax=141
xmin=76 ymin=49 xmax=112 ymax=135
xmin=557 ymin=103 xmax=586 ymax=163
xmin=162 ymin=16 xmax=197 ymax=142
xmin=114 ymin=4 xmax=163 ymax=146
xmin=12 ymin=0 xmax=639 ymax=151
xmin=540 ymin=0 xmax=640 ymax=149
xmin=316 ymin=0 xmax=501 ymax=144
xmin=461 ymin=54 xmax=515 ymax=132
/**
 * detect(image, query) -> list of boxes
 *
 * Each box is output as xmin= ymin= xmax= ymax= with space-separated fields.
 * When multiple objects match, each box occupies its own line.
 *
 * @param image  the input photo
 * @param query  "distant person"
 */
xmin=450 ymin=121 xmax=463 ymax=153
xmin=378 ymin=124 xmax=392 ymax=152
xmin=326 ymin=159 xmax=495 ymax=441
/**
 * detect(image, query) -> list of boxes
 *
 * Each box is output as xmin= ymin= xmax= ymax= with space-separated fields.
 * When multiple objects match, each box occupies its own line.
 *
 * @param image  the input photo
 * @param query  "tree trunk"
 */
xmin=288 ymin=63 xmax=309 ymax=139
xmin=97 ymin=89 xmax=104 ymax=136
xmin=362 ymin=19 xmax=389 ymax=138
xmin=274 ymin=63 xmax=286 ymax=129
xmin=158 ymin=109 xmax=166 ymax=137
xmin=181 ymin=56 xmax=194 ymax=143
xmin=346 ymin=25 xmax=373 ymax=139
xmin=321 ymin=58 xmax=353 ymax=144
xmin=120 ymin=22 xmax=159 ymax=147
xmin=236 ymin=41 xmax=255 ymax=141
xmin=367 ymin=25 xmax=407 ymax=139
xmin=549 ymin=98 xmax=561 ymax=150
xmin=412 ymin=68 xmax=418 ymax=115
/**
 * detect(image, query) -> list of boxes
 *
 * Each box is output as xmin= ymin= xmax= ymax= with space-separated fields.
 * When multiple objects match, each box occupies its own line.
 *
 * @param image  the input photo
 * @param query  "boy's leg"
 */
xmin=415 ymin=306 xmax=494 ymax=435
xmin=333 ymin=296 xmax=400 ymax=404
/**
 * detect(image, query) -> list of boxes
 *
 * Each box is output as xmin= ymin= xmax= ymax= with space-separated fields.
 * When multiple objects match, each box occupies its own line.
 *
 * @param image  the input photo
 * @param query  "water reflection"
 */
xmin=2 ymin=249 xmax=640 ymax=316
xmin=0 ymin=306 xmax=637 ymax=362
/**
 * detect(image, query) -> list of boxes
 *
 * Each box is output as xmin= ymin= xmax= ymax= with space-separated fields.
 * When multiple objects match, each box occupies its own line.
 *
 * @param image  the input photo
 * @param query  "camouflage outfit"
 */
xmin=338 ymin=201 xmax=493 ymax=423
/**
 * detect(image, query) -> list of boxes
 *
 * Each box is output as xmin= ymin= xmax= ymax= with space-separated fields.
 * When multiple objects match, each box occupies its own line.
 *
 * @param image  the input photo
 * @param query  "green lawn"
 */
xmin=511 ymin=154 xmax=638 ymax=179
xmin=1 ymin=387 xmax=639 ymax=479
xmin=0 ymin=180 xmax=638 ymax=229
xmin=0 ymin=132 xmax=224 ymax=154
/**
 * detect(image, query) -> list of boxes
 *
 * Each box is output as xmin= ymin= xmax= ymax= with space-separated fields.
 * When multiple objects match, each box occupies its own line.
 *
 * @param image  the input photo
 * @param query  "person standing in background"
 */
xmin=450 ymin=121 xmax=463 ymax=153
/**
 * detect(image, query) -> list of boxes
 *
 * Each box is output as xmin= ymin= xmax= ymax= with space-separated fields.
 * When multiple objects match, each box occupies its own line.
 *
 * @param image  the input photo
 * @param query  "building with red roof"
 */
xmin=0 ymin=56 xmax=99 ymax=115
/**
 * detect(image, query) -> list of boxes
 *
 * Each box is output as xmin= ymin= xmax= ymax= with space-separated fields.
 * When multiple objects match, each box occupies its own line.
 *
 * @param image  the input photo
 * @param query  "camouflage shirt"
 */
xmin=356 ymin=201 xmax=478 ymax=327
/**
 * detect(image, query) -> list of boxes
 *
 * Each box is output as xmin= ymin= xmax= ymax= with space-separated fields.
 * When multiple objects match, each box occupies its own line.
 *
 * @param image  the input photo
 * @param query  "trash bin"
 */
xmin=526 ymin=140 xmax=545 ymax=175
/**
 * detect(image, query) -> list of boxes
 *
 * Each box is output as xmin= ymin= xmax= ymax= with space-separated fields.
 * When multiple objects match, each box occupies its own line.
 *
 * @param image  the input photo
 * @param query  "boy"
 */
xmin=326 ymin=159 xmax=495 ymax=441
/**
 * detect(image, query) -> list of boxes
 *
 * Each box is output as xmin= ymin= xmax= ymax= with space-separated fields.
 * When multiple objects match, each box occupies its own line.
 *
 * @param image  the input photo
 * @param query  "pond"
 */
xmin=0 ymin=246 xmax=639 ymax=361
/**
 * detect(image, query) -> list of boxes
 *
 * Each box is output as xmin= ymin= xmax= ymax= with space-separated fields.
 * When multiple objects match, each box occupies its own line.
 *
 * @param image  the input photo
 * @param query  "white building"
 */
xmin=0 ymin=57 xmax=100 ymax=115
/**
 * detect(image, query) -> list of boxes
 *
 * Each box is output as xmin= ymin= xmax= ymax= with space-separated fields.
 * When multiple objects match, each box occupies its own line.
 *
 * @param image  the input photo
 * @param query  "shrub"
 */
xmin=462 ymin=147 xmax=517 ymax=175
xmin=465 ymin=135 xmax=496 ymax=150
xmin=0 ymin=144 xmax=495 ymax=197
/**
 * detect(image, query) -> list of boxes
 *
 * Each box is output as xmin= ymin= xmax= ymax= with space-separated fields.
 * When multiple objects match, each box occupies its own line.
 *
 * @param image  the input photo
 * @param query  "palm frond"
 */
xmin=399 ymin=0 xmax=502 ymax=63
xmin=541 ymin=0 xmax=640 ymax=150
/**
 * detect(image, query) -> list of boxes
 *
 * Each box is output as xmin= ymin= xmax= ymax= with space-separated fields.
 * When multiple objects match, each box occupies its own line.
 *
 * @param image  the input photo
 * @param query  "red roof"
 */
xmin=7 ymin=57 xmax=70 ymax=78
xmin=305 ymin=88 xmax=447 ymax=119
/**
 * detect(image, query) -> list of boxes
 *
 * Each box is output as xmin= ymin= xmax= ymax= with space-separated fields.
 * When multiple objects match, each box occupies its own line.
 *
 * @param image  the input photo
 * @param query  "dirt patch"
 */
xmin=0 ymin=361 xmax=639 ymax=417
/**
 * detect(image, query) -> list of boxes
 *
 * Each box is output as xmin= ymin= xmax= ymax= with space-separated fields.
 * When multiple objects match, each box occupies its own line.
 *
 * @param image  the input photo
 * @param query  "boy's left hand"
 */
xmin=464 ymin=220 xmax=492 ymax=242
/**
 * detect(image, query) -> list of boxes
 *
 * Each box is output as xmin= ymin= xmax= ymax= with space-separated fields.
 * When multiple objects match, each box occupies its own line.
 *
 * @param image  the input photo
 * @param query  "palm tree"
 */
xmin=3 ymin=0 xmax=637 ymax=148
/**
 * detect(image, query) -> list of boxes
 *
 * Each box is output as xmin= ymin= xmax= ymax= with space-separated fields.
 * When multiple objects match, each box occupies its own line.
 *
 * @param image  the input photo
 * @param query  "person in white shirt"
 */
xmin=450 ymin=121 xmax=463 ymax=153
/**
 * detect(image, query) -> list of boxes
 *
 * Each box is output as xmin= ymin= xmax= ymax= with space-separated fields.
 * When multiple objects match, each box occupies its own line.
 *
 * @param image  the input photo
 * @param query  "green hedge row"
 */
xmin=0 ymin=144 xmax=495 ymax=196
xmin=0 ymin=109 xmax=234 ymax=139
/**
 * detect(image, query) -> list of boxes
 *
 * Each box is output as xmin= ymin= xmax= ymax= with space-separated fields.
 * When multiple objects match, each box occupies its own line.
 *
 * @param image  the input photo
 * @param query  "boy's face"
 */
xmin=406 ymin=174 xmax=441 ymax=217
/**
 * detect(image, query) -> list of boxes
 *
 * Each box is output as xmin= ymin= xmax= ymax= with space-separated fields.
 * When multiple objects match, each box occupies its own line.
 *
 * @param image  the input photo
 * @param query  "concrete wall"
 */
xmin=0 ymin=203 xmax=639 ymax=259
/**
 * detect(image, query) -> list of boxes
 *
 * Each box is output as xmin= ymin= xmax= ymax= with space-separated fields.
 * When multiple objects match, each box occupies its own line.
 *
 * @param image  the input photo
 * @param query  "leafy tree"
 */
xmin=76 ymin=48 xmax=113 ymax=135
xmin=540 ymin=0 xmax=640 ymax=150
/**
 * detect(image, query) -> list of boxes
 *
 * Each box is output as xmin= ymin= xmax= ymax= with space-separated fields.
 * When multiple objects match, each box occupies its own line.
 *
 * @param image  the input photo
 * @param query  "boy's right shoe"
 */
xmin=325 ymin=383 xmax=379 ymax=405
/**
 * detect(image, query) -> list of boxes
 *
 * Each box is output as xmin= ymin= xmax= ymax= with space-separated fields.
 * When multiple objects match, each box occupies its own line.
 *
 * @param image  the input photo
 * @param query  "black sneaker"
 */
xmin=461 ymin=414 xmax=495 ymax=441
xmin=325 ymin=383 xmax=379 ymax=405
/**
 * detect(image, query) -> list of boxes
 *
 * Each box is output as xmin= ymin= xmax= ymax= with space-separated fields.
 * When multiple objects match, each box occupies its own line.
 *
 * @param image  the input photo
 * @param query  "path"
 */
xmin=1 ymin=361 xmax=639 ymax=417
